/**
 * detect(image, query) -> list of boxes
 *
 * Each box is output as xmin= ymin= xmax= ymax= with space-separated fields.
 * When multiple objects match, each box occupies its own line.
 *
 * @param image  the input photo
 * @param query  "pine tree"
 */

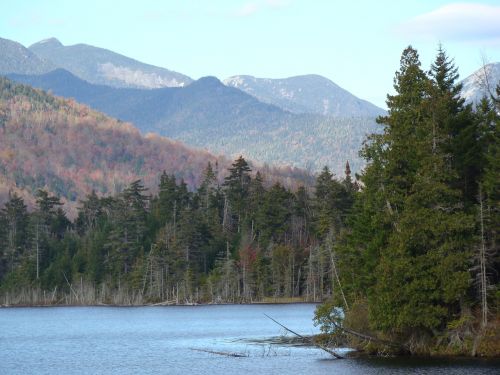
xmin=31 ymin=190 xmax=67 ymax=280
xmin=1 ymin=193 xmax=29 ymax=276
xmin=256 ymin=183 xmax=293 ymax=245
xmin=223 ymin=156 xmax=252 ymax=232
xmin=314 ymin=166 xmax=344 ymax=237
xmin=157 ymin=172 xmax=178 ymax=226
xmin=368 ymin=47 xmax=473 ymax=342
xmin=430 ymin=46 xmax=476 ymax=202
xmin=76 ymin=190 xmax=103 ymax=235
xmin=198 ymin=162 xmax=217 ymax=211
xmin=247 ymin=171 xmax=265 ymax=239
xmin=105 ymin=180 xmax=149 ymax=278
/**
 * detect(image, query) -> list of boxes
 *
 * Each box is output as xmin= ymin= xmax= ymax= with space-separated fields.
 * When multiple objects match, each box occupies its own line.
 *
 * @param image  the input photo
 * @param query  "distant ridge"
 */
xmin=29 ymin=37 xmax=193 ymax=89
xmin=224 ymin=74 xmax=385 ymax=117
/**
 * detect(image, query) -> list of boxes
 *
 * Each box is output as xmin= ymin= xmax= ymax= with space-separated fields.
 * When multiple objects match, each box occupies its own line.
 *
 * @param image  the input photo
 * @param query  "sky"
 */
xmin=1 ymin=0 xmax=500 ymax=108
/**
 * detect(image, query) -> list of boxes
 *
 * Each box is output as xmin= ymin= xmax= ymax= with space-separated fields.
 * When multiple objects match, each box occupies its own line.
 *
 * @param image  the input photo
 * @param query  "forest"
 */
xmin=0 ymin=46 xmax=498 ymax=357
xmin=0 ymin=155 xmax=356 ymax=305
xmin=314 ymin=46 xmax=499 ymax=356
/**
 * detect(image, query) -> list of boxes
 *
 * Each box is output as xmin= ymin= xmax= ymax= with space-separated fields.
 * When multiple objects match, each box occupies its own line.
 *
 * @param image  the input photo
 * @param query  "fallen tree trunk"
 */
xmin=264 ymin=313 xmax=344 ymax=359
xmin=332 ymin=321 xmax=407 ymax=350
xmin=190 ymin=348 xmax=248 ymax=357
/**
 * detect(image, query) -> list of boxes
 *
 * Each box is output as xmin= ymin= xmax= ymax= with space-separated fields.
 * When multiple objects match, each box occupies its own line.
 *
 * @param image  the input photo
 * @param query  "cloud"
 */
xmin=235 ymin=2 xmax=260 ymax=17
xmin=233 ymin=0 xmax=291 ymax=17
xmin=396 ymin=3 xmax=500 ymax=45
xmin=265 ymin=0 xmax=291 ymax=8
xmin=8 ymin=12 xmax=66 ymax=28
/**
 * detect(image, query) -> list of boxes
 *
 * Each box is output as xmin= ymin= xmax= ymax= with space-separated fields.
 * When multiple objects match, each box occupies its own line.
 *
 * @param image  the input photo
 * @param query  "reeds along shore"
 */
xmin=0 ymin=283 xmax=316 ymax=307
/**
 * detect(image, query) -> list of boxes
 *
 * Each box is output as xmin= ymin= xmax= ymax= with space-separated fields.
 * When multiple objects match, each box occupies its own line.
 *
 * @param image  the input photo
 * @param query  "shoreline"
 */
xmin=0 ymin=300 xmax=321 ymax=308
xmin=2 ymin=303 xmax=498 ymax=360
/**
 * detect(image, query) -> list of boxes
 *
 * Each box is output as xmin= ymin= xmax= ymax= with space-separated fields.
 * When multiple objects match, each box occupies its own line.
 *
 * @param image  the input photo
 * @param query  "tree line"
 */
xmin=0 ymin=155 xmax=356 ymax=305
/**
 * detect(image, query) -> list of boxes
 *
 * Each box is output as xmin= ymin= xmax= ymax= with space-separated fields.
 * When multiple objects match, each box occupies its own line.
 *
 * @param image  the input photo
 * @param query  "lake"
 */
xmin=0 ymin=304 xmax=498 ymax=374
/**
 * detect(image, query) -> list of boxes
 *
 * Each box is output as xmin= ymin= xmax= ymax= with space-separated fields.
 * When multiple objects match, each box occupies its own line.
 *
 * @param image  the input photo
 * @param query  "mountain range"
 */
xmin=8 ymin=68 xmax=379 ymax=174
xmin=2 ymin=36 xmax=497 ymax=179
xmin=0 ymin=36 xmax=389 ymax=175
xmin=10 ymin=37 xmax=385 ymax=117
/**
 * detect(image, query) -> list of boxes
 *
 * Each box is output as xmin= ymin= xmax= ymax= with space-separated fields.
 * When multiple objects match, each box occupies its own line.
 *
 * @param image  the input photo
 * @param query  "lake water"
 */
xmin=0 ymin=304 xmax=498 ymax=374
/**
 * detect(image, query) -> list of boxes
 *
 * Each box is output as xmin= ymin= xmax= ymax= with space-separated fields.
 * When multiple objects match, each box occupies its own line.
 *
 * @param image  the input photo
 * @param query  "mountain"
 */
xmin=223 ymin=74 xmax=385 ymax=117
xmin=0 ymin=37 xmax=55 ymax=75
xmin=8 ymin=69 xmax=379 ymax=175
xmin=6 ymin=70 xmax=288 ymax=139
xmin=29 ymin=37 xmax=193 ymax=89
xmin=0 ymin=77 xmax=309 ymax=216
xmin=461 ymin=63 xmax=500 ymax=105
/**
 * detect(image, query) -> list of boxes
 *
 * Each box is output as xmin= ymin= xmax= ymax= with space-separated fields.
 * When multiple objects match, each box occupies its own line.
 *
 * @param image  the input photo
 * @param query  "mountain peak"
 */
xmin=30 ymin=38 xmax=63 ymax=49
xmin=0 ymin=37 xmax=56 ymax=75
xmin=461 ymin=62 xmax=500 ymax=104
xmin=224 ymin=74 xmax=385 ymax=117
xmin=190 ymin=76 xmax=226 ymax=90
xmin=196 ymin=76 xmax=223 ymax=85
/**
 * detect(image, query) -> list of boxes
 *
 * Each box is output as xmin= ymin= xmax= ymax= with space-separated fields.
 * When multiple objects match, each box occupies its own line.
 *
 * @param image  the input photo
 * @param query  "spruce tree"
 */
xmin=1 ymin=193 xmax=29 ymax=276
xmin=223 ymin=156 xmax=252 ymax=231
xmin=368 ymin=47 xmax=473 ymax=339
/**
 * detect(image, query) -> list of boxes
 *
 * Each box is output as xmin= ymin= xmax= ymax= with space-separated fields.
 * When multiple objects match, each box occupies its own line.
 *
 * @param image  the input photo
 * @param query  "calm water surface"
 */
xmin=0 ymin=304 xmax=498 ymax=374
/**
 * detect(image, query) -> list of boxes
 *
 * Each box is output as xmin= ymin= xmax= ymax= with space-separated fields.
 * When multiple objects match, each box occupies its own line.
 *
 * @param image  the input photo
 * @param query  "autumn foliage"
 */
xmin=0 ymin=78 xmax=309 ymax=216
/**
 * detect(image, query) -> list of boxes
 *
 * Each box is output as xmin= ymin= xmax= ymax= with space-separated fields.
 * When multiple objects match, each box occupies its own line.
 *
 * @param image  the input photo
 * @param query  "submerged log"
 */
xmin=190 ymin=348 xmax=248 ymax=357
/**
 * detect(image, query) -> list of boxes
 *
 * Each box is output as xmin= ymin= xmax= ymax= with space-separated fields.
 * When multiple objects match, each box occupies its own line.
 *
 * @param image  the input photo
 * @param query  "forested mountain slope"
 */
xmin=0 ymin=78 xmax=308 ymax=215
xmin=8 ymin=70 xmax=378 ymax=174
xmin=224 ymin=74 xmax=385 ymax=117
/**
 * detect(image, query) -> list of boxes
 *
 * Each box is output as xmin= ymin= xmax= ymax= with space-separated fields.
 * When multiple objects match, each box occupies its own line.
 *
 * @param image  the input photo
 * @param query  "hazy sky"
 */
xmin=2 ymin=0 xmax=500 ymax=108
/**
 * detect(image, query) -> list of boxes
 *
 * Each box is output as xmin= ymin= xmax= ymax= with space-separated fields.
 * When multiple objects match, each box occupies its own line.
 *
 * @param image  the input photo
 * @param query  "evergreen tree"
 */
xmin=256 ymin=183 xmax=293 ymax=245
xmin=157 ymin=172 xmax=178 ymax=226
xmin=0 ymin=193 xmax=29 ymax=277
xmin=105 ymin=180 xmax=149 ymax=277
xmin=473 ymin=95 xmax=500 ymax=327
xmin=76 ymin=190 xmax=103 ymax=235
xmin=313 ymin=166 xmax=344 ymax=237
xmin=31 ymin=190 xmax=68 ymax=280
xmin=198 ymin=162 xmax=217 ymax=210
xmin=370 ymin=47 xmax=473 ymax=338
xmin=429 ymin=45 xmax=476 ymax=202
xmin=248 ymin=171 xmax=265 ymax=237
xmin=223 ymin=156 xmax=252 ymax=231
